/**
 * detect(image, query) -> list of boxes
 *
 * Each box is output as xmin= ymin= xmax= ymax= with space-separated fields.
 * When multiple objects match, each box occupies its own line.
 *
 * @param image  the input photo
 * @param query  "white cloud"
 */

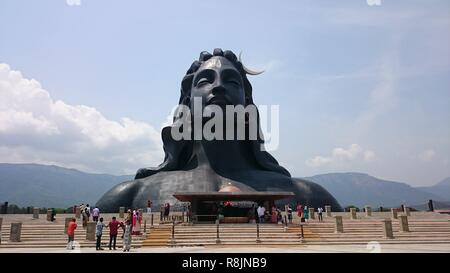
xmin=366 ymin=0 xmax=381 ymax=6
xmin=66 ymin=0 xmax=81 ymax=6
xmin=262 ymin=60 xmax=283 ymax=72
xmin=363 ymin=150 xmax=376 ymax=162
xmin=305 ymin=156 xmax=332 ymax=168
xmin=353 ymin=55 xmax=398 ymax=137
xmin=0 ymin=63 xmax=164 ymax=175
xmin=418 ymin=149 xmax=436 ymax=162
xmin=306 ymin=144 xmax=375 ymax=167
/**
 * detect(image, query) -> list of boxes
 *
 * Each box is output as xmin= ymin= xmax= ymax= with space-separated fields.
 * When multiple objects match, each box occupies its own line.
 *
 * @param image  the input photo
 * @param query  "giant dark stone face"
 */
xmin=96 ymin=49 xmax=342 ymax=212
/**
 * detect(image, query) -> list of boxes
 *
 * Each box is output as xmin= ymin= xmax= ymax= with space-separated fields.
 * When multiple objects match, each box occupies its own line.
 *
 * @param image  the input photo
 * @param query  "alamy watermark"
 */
xmin=168 ymin=98 xmax=279 ymax=151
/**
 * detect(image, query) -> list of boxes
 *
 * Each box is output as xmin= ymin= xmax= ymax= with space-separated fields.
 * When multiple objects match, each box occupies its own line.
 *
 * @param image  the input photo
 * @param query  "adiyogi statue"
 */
xmin=96 ymin=49 xmax=341 ymax=212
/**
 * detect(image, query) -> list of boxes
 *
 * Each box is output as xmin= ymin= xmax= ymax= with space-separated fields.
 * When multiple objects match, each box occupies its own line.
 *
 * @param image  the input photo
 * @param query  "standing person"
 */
xmin=108 ymin=216 xmax=121 ymax=250
xmin=79 ymin=203 xmax=85 ymax=213
xmin=160 ymin=204 xmax=164 ymax=221
xmin=125 ymin=209 xmax=132 ymax=234
xmin=95 ymin=217 xmax=107 ymax=250
xmin=164 ymin=203 xmax=171 ymax=221
xmin=92 ymin=206 xmax=100 ymax=222
xmin=147 ymin=200 xmax=152 ymax=215
xmin=66 ymin=218 xmax=77 ymax=250
xmin=303 ymin=206 xmax=309 ymax=223
xmin=276 ymin=209 xmax=282 ymax=224
xmin=287 ymin=205 xmax=293 ymax=224
xmin=132 ymin=210 xmax=141 ymax=235
xmin=296 ymin=203 xmax=303 ymax=218
xmin=317 ymin=207 xmax=324 ymax=222
xmin=187 ymin=204 xmax=192 ymax=222
xmin=122 ymin=220 xmax=132 ymax=252
xmin=81 ymin=207 xmax=88 ymax=228
xmin=247 ymin=204 xmax=256 ymax=223
xmin=271 ymin=205 xmax=277 ymax=223
xmin=257 ymin=204 xmax=265 ymax=223
xmin=51 ymin=208 xmax=56 ymax=222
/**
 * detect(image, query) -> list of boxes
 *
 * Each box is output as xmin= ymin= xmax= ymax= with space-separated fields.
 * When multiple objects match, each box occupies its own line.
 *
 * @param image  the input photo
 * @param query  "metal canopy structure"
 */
xmin=173 ymin=191 xmax=295 ymax=202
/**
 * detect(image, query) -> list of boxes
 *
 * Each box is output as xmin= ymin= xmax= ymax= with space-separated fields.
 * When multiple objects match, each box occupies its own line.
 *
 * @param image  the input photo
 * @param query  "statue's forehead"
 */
xmin=199 ymin=57 xmax=235 ymax=70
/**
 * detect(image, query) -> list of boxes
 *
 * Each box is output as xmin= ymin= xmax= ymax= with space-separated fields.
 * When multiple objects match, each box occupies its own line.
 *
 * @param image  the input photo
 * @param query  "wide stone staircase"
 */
xmin=0 ymin=214 xmax=146 ymax=249
xmin=301 ymin=219 xmax=450 ymax=245
xmin=143 ymin=223 xmax=305 ymax=247
xmin=141 ymin=213 xmax=450 ymax=247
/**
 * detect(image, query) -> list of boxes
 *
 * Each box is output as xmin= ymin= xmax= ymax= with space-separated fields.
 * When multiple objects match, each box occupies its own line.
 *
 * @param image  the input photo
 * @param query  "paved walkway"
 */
xmin=1 ymin=243 xmax=449 ymax=253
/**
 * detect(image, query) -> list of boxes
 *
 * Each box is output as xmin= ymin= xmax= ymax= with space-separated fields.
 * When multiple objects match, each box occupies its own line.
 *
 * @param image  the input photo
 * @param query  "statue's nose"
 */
xmin=211 ymin=84 xmax=227 ymax=96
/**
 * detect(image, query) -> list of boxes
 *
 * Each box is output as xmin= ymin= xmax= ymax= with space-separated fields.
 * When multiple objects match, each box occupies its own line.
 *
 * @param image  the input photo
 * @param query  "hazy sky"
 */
xmin=1 ymin=0 xmax=449 ymax=186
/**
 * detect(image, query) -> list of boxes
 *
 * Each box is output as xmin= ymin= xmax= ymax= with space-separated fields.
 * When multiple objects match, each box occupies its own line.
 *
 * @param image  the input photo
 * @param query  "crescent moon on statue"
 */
xmin=238 ymin=52 xmax=265 ymax=75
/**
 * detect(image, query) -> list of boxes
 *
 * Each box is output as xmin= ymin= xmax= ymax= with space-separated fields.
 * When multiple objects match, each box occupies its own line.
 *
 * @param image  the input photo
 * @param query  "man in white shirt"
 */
xmin=317 ymin=207 xmax=324 ymax=222
xmin=92 ymin=207 xmax=100 ymax=222
xmin=257 ymin=205 xmax=266 ymax=223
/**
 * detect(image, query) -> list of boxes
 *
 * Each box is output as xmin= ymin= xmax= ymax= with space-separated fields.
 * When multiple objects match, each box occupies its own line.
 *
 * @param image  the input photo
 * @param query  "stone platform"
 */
xmin=1 ymin=211 xmax=449 ymax=252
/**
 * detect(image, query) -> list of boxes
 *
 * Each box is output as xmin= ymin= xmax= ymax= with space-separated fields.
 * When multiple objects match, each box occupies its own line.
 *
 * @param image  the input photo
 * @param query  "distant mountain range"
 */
xmin=305 ymin=172 xmax=449 ymax=208
xmin=0 ymin=163 xmax=133 ymax=208
xmin=0 ymin=163 xmax=448 ymax=209
xmin=416 ymin=177 xmax=450 ymax=203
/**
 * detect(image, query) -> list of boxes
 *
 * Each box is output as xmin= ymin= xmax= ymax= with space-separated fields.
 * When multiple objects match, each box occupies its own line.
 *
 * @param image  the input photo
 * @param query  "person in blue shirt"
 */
xmin=95 ymin=217 xmax=108 ymax=250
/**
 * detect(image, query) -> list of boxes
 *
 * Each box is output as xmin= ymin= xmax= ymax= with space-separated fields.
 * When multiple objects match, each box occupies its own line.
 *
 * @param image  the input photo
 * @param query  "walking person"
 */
xmin=85 ymin=204 xmax=91 ymax=222
xmin=317 ymin=207 xmax=324 ymax=222
xmin=66 ymin=218 xmax=77 ymax=250
xmin=95 ymin=217 xmax=107 ymax=250
xmin=108 ymin=216 xmax=121 ymax=250
xmin=92 ymin=206 xmax=100 ymax=222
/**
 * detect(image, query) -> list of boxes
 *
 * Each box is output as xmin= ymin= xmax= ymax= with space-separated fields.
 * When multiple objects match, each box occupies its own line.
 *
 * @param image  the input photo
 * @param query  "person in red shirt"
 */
xmin=296 ymin=203 xmax=303 ymax=218
xmin=66 ymin=218 xmax=77 ymax=250
xmin=108 ymin=216 xmax=123 ymax=250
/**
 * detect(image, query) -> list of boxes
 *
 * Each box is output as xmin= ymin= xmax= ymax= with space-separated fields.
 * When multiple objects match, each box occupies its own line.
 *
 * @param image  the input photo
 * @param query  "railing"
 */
xmin=216 ymin=220 xmax=221 ymax=244
xmin=256 ymin=222 xmax=261 ymax=243
xmin=191 ymin=214 xmax=217 ymax=223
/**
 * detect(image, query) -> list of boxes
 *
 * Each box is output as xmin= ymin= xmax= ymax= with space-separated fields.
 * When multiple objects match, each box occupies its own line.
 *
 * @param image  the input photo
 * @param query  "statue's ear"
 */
xmin=180 ymin=74 xmax=194 ymax=105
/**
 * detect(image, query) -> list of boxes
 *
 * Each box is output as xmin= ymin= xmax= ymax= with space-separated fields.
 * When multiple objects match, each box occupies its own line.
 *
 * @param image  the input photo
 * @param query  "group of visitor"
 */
xmin=66 ymin=215 xmax=133 ymax=252
xmin=252 ymin=203 xmax=325 ymax=224
xmin=296 ymin=203 xmax=324 ymax=222
xmin=66 ymin=204 xmax=145 ymax=251
xmin=125 ymin=209 xmax=143 ymax=235
xmin=77 ymin=203 xmax=102 ymax=225
xmin=161 ymin=203 xmax=171 ymax=221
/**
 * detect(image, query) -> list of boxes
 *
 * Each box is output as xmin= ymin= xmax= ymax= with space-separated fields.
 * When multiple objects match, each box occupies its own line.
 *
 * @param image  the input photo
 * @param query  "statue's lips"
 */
xmin=206 ymin=96 xmax=230 ymax=105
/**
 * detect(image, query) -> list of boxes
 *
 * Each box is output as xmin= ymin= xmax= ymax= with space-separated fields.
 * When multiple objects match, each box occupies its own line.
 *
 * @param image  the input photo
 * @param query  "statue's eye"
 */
xmin=227 ymin=79 xmax=241 ymax=86
xmin=197 ymin=78 xmax=211 ymax=86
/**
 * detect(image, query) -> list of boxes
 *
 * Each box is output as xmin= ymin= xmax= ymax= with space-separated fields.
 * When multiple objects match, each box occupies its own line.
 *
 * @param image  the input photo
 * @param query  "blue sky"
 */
xmin=0 ymin=0 xmax=449 ymax=186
